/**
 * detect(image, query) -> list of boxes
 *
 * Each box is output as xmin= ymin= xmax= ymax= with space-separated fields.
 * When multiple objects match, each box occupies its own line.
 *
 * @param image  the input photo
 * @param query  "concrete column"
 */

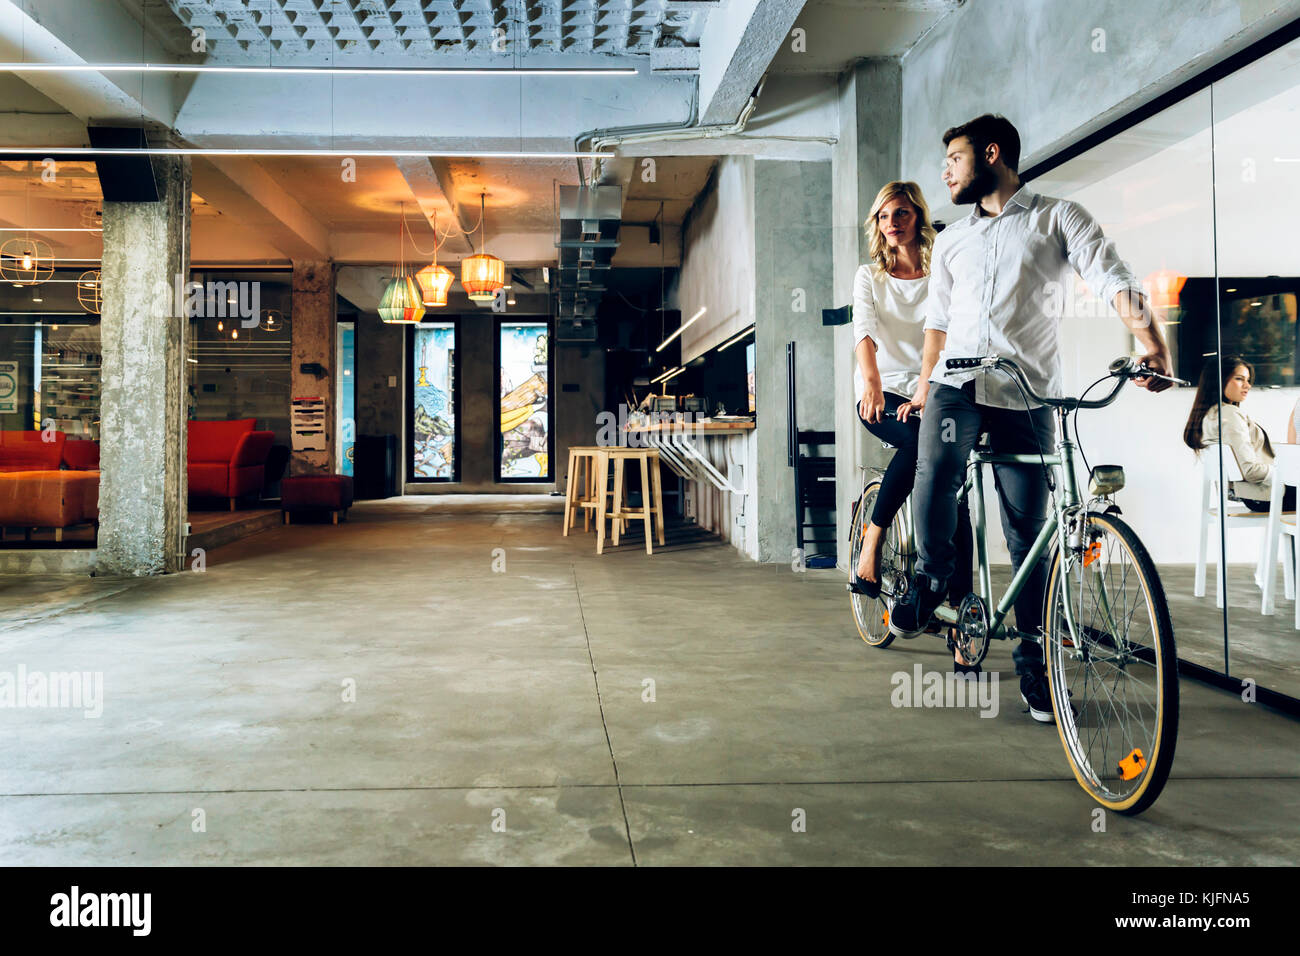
xmin=832 ymin=59 xmax=901 ymax=571
xmin=289 ymin=260 xmax=336 ymax=476
xmin=753 ymin=158 xmax=834 ymax=564
xmin=98 ymin=154 xmax=191 ymax=575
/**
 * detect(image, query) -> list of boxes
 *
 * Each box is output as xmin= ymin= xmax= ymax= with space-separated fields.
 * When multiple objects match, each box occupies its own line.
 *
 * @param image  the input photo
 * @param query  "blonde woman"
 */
xmin=849 ymin=182 xmax=973 ymax=659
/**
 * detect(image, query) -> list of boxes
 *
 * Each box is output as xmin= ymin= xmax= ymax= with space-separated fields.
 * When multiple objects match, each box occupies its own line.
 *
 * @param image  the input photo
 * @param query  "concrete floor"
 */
xmin=0 ymin=497 xmax=1296 ymax=865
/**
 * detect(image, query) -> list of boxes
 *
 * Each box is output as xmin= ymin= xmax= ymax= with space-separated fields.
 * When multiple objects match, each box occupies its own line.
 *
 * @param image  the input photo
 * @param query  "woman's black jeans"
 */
xmin=858 ymin=390 xmax=973 ymax=605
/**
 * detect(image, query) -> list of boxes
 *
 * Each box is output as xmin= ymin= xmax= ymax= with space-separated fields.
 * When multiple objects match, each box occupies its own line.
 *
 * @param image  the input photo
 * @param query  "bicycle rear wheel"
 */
xmin=849 ymin=480 xmax=910 ymax=647
xmin=1044 ymin=512 xmax=1178 ymax=815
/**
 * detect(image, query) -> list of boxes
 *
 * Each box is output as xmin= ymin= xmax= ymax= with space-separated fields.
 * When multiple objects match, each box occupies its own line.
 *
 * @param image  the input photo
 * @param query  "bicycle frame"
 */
xmin=930 ymin=406 xmax=1090 ymax=647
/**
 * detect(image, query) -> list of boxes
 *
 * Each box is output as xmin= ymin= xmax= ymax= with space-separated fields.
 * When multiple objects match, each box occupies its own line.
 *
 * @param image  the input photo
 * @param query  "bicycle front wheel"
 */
xmin=1044 ymin=512 xmax=1178 ymax=815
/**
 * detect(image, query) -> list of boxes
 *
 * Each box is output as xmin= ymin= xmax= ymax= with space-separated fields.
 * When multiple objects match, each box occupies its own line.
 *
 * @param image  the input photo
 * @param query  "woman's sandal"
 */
xmin=847 ymin=570 xmax=881 ymax=599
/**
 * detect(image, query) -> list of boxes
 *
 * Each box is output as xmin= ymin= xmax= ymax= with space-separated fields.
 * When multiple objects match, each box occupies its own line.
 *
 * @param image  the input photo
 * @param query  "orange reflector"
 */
xmin=881 ymin=609 xmax=889 ymax=626
xmin=1117 ymin=748 xmax=1146 ymax=780
xmin=1083 ymin=542 xmax=1102 ymax=567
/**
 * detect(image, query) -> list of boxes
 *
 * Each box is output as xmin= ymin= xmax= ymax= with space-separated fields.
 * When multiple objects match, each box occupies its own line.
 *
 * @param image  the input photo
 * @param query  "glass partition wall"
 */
xmin=1026 ymin=32 xmax=1300 ymax=703
xmin=1207 ymin=35 xmax=1300 ymax=701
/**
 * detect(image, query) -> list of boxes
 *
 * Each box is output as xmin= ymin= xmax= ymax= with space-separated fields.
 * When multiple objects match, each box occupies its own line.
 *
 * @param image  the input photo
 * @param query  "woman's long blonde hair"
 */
xmin=865 ymin=181 xmax=937 ymax=277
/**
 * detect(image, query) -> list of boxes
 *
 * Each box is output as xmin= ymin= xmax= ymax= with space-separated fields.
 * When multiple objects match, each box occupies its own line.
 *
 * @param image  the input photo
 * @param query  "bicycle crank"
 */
xmin=951 ymin=593 xmax=992 ymax=666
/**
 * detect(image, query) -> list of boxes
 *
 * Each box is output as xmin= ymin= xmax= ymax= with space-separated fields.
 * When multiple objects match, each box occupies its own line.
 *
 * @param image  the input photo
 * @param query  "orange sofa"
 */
xmin=0 ymin=431 xmax=99 ymax=541
xmin=187 ymin=419 xmax=275 ymax=510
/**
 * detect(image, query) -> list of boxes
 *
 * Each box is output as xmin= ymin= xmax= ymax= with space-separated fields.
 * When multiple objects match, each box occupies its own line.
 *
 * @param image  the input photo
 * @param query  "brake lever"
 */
xmin=1133 ymin=363 xmax=1190 ymax=387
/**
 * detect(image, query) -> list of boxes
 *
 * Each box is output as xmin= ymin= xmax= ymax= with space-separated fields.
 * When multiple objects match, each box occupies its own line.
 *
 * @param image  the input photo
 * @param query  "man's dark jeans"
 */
xmin=914 ymin=381 xmax=1056 ymax=677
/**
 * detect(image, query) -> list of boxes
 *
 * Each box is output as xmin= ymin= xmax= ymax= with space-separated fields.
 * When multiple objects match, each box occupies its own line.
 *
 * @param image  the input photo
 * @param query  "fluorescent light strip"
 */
xmin=650 ymin=366 xmax=681 ymax=385
xmin=0 ymin=63 xmax=637 ymax=77
xmin=655 ymin=306 xmax=706 ymax=353
xmin=0 ymin=147 xmax=613 ymax=159
xmin=717 ymin=325 xmax=755 ymax=352
xmin=659 ymin=367 xmax=686 ymax=384
xmin=0 ymin=227 xmax=101 ymax=232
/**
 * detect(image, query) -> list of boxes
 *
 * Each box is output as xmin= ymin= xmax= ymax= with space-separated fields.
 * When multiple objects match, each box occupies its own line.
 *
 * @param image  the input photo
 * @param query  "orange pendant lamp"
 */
xmin=379 ymin=202 xmax=425 ymax=325
xmin=416 ymin=211 xmax=455 ymax=307
xmin=462 ymin=193 xmax=505 ymax=302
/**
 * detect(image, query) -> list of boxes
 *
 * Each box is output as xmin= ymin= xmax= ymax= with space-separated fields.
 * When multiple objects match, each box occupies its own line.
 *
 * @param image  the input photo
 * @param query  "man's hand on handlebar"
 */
xmin=897 ymin=382 xmax=928 ymax=422
xmin=1134 ymin=345 xmax=1175 ymax=393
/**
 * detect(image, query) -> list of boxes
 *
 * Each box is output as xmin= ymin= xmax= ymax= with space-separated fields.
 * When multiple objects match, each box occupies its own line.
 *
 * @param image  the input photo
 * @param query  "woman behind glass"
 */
xmin=848 ymin=181 xmax=973 ymax=661
xmin=1184 ymin=354 xmax=1296 ymax=511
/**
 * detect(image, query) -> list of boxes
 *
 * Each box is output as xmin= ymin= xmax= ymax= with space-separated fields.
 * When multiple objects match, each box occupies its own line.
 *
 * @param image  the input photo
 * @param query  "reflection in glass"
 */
xmin=1032 ymin=88 xmax=1226 ymax=675
xmin=1211 ymin=35 xmax=1300 ymax=699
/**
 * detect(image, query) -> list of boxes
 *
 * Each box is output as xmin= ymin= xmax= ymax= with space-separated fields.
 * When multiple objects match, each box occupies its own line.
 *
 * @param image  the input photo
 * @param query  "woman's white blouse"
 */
xmin=851 ymin=263 xmax=928 ymax=401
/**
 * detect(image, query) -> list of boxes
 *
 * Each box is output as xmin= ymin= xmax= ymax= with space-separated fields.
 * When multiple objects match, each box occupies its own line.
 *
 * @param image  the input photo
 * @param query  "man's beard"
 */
xmin=952 ymin=159 xmax=998 ymax=205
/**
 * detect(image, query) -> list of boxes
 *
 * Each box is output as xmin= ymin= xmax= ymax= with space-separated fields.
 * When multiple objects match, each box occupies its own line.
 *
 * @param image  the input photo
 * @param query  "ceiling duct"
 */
xmin=554 ymin=184 xmax=621 ymax=341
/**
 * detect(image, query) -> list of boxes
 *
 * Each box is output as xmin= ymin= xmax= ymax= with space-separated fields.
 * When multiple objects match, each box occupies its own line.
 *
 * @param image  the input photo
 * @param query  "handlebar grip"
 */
xmin=945 ymin=357 xmax=984 ymax=370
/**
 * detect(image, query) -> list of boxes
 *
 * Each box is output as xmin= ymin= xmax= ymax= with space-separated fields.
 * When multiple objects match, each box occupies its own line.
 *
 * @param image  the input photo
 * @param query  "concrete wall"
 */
xmin=354 ymin=310 xmax=403 ymax=440
xmin=832 ymin=59 xmax=902 ymax=572
xmin=679 ymin=155 xmax=756 ymax=361
xmin=554 ymin=342 xmax=606 ymax=498
xmin=754 ymin=158 xmax=835 ymax=563
xmin=900 ymin=0 xmax=1300 ymax=192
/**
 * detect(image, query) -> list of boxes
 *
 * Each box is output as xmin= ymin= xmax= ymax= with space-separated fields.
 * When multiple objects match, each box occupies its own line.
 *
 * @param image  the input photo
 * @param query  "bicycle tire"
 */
xmin=1043 ymin=512 xmax=1178 ymax=815
xmin=849 ymin=480 xmax=902 ymax=648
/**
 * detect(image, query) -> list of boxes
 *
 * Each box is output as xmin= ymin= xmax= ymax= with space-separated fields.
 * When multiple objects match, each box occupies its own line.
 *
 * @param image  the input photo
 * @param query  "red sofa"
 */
xmin=0 ymin=429 xmax=65 ymax=472
xmin=62 ymin=438 xmax=100 ymax=471
xmin=187 ymin=419 xmax=275 ymax=510
xmin=0 ymin=431 xmax=98 ymax=541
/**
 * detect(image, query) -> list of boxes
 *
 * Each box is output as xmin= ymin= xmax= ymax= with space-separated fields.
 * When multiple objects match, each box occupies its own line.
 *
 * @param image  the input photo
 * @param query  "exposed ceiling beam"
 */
xmin=393 ymin=156 xmax=474 ymax=257
xmin=697 ymin=0 xmax=809 ymax=125
xmin=0 ymin=0 xmax=189 ymax=126
xmin=190 ymin=157 xmax=330 ymax=261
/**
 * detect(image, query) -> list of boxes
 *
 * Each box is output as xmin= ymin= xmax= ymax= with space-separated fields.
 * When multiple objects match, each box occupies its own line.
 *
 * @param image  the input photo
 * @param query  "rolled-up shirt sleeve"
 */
xmin=1058 ymin=199 xmax=1144 ymax=312
xmin=923 ymin=239 xmax=951 ymax=333
xmin=851 ymin=264 xmax=879 ymax=350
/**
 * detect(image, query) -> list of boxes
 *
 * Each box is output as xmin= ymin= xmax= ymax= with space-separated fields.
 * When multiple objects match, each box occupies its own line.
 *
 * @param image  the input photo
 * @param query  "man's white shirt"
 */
xmin=924 ymin=185 xmax=1144 ymax=409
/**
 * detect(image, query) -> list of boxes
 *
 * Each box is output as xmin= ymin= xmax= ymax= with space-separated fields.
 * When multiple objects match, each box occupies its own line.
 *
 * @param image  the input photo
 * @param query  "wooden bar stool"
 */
xmin=564 ymin=446 xmax=604 ymax=536
xmin=607 ymin=447 xmax=666 ymax=555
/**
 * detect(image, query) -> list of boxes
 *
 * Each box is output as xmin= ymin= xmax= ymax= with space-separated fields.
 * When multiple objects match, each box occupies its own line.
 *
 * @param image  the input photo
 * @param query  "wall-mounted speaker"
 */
xmin=88 ymin=127 xmax=159 ymax=202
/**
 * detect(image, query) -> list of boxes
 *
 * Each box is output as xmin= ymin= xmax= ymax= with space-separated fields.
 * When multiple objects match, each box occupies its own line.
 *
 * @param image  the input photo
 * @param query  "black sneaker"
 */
xmin=889 ymin=572 xmax=944 ymax=638
xmin=1020 ymin=673 xmax=1076 ymax=724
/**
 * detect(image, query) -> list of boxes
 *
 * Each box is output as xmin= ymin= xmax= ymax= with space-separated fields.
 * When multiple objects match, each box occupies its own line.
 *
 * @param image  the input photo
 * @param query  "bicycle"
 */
xmin=848 ymin=354 xmax=1186 ymax=814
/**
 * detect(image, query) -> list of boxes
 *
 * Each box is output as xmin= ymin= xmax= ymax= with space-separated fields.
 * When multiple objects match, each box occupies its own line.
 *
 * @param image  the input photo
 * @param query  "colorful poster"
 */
xmin=499 ymin=322 xmax=549 ymax=479
xmin=412 ymin=324 xmax=456 ymax=479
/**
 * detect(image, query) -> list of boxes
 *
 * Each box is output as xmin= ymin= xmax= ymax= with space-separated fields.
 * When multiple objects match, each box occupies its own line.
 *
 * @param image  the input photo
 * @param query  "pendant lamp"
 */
xmin=77 ymin=270 xmax=101 ymax=314
xmin=379 ymin=202 xmax=426 ymax=324
xmin=462 ymin=193 xmax=505 ymax=302
xmin=0 ymin=237 xmax=53 ymax=287
xmin=416 ymin=211 xmax=455 ymax=307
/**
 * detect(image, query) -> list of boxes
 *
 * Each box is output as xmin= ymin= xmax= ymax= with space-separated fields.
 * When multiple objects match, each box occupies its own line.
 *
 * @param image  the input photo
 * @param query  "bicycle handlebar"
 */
xmin=943 ymin=354 xmax=1190 ymax=410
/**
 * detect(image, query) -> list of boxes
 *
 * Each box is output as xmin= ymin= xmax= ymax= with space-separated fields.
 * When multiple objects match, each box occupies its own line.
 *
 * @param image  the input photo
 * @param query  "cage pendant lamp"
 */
xmin=379 ymin=202 xmax=425 ymax=324
xmin=0 ymin=236 xmax=53 ymax=286
xmin=462 ymin=193 xmax=505 ymax=302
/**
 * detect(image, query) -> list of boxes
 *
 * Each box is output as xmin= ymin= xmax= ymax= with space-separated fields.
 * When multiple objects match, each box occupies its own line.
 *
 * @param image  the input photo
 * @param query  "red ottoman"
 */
xmin=281 ymin=475 xmax=354 ymax=525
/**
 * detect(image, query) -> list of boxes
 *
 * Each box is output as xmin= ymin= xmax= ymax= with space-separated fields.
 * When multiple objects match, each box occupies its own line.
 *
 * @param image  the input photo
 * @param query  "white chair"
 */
xmin=1259 ymin=443 xmax=1300 ymax=623
xmin=1195 ymin=443 xmax=1274 ymax=608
